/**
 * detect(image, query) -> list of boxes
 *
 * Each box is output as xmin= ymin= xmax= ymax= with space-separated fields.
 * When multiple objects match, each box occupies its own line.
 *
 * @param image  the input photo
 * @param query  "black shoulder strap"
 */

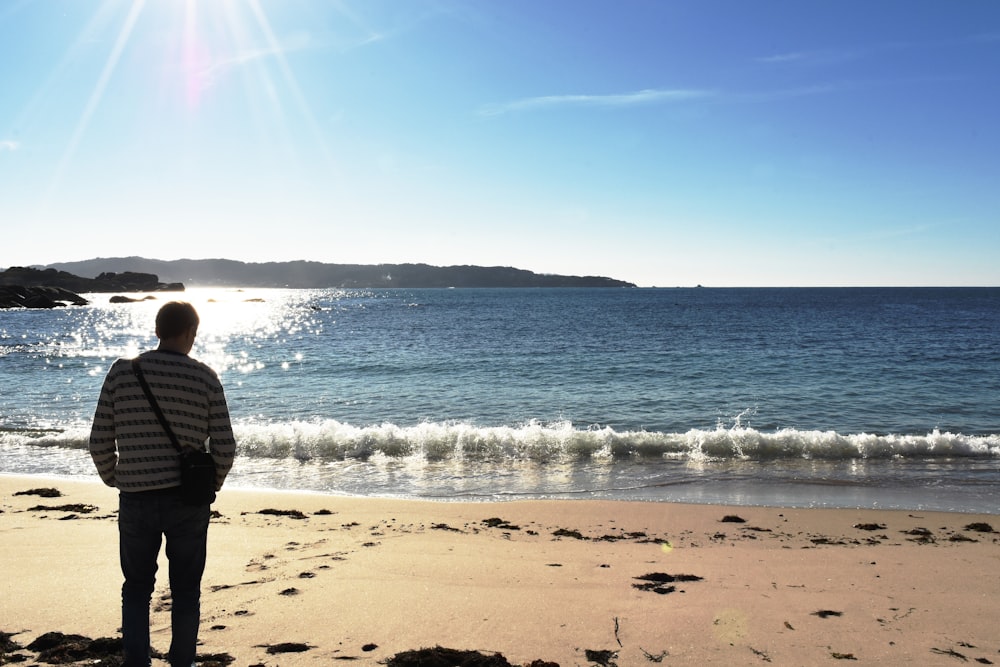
xmin=132 ymin=358 xmax=184 ymax=454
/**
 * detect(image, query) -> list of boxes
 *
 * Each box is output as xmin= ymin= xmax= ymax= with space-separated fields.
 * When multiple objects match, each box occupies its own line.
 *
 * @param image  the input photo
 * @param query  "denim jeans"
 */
xmin=119 ymin=490 xmax=210 ymax=667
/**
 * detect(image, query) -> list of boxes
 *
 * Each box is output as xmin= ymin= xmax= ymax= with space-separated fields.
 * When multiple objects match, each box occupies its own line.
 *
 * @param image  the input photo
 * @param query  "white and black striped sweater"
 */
xmin=89 ymin=350 xmax=237 ymax=493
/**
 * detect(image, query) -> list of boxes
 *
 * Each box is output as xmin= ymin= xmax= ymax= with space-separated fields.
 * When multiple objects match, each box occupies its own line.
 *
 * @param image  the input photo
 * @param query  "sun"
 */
xmin=28 ymin=0 xmax=341 ymax=233
xmin=50 ymin=0 xmax=326 ymax=182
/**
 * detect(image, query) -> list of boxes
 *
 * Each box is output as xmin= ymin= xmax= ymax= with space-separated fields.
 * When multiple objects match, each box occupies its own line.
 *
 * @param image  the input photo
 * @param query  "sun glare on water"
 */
xmin=81 ymin=287 xmax=310 ymax=380
xmin=169 ymin=287 xmax=298 ymax=373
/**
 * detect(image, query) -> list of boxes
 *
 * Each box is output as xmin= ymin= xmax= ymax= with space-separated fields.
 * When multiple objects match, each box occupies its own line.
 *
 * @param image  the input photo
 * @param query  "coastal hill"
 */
xmin=41 ymin=257 xmax=636 ymax=289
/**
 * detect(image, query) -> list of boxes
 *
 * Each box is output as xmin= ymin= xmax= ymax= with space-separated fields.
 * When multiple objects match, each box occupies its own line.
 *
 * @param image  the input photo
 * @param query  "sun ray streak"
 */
xmin=246 ymin=0 xmax=338 ymax=175
xmin=183 ymin=0 xmax=201 ymax=109
xmin=43 ymin=0 xmax=147 ymax=211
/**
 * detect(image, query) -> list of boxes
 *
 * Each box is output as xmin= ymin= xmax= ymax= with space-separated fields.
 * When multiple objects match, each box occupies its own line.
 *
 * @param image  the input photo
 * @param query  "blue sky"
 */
xmin=1 ymin=0 xmax=998 ymax=287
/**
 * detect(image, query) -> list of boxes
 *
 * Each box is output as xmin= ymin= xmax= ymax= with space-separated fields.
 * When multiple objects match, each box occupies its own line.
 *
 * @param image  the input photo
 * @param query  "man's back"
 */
xmin=90 ymin=350 xmax=236 ymax=492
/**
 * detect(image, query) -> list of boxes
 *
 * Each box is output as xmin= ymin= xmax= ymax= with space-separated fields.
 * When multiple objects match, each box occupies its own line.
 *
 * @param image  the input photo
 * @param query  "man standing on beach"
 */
xmin=89 ymin=301 xmax=236 ymax=667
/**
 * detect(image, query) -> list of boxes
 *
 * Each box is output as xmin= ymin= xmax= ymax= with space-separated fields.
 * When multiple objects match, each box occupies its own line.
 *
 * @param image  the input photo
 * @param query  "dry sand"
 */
xmin=1 ymin=475 xmax=998 ymax=666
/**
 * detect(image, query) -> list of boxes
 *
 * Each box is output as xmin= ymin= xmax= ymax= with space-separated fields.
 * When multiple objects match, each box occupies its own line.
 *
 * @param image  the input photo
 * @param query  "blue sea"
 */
xmin=1 ymin=286 xmax=997 ymax=513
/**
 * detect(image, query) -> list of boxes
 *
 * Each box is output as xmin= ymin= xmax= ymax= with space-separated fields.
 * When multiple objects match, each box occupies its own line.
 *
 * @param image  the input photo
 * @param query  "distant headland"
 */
xmin=0 ymin=258 xmax=634 ymax=308
xmin=38 ymin=257 xmax=635 ymax=289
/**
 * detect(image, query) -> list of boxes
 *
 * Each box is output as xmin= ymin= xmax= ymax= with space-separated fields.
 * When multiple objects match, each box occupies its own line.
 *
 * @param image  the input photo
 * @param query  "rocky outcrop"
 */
xmin=109 ymin=295 xmax=158 ymax=304
xmin=0 ymin=286 xmax=89 ymax=309
xmin=1 ymin=267 xmax=184 ymax=293
xmin=0 ymin=267 xmax=184 ymax=309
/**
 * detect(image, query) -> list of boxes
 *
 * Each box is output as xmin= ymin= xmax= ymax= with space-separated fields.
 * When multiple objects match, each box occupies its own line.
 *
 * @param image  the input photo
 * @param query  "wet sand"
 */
xmin=1 ymin=475 xmax=998 ymax=666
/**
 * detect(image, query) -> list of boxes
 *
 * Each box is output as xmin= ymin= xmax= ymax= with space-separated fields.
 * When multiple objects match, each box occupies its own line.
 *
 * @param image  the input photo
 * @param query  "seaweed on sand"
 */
xmin=385 ymin=646 xmax=515 ymax=667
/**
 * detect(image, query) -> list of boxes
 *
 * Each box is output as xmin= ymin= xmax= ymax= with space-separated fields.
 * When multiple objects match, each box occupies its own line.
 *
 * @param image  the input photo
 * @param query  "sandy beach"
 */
xmin=1 ymin=475 xmax=997 ymax=666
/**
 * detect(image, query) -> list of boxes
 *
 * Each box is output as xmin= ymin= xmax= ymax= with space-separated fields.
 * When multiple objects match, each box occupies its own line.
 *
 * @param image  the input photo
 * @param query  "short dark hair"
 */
xmin=155 ymin=301 xmax=200 ymax=339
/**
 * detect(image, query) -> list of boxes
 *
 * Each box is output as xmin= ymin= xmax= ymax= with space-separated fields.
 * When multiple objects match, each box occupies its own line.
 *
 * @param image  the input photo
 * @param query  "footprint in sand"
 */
xmin=713 ymin=608 xmax=750 ymax=643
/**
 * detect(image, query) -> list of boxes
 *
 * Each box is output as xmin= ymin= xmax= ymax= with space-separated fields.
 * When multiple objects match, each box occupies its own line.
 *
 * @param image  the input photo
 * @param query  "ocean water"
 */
xmin=1 ymin=286 xmax=997 ymax=513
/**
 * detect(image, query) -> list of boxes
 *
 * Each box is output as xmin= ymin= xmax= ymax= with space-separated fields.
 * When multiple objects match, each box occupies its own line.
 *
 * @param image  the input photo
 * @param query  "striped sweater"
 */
xmin=89 ymin=349 xmax=237 ymax=492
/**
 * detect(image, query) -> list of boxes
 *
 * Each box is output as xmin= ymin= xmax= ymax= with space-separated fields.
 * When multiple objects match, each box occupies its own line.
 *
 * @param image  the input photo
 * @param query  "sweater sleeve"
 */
xmin=207 ymin=380 xmax=237 ymax=490
xmin=89 ymin=367 xmax=119 ymax=487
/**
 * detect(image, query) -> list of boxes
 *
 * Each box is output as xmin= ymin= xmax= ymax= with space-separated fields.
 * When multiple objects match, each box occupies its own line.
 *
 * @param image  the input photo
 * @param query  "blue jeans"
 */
xmin=119 ymin=491 xmax=210 ymax=667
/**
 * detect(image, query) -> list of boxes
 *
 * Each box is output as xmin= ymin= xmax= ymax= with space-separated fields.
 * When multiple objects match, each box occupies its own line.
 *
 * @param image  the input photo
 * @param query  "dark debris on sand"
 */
xmin=431 ymin=523 xmax=463 ymax=532
xmin=0 ymin=632 xmax=29 ymax=665
xmin=584 ymin=649 xmax=618 ymax=666
xmin=0 ymin=632 xmax=236 ymax=667
xmin=902 ymin=527 xmax=935 ymax=544
xmin=251 ymin=508 xmax=309 ymax=520
xmin=0 ymin=629 xmax=237 ymax=667
xmin=853 ymin=523 xmax=887 ymax=531
xmin=13 ymin=488 xmax=63 ymax=498
xmin=964 ymin=522 xmax=995 ymax=533
xmin=259 ymin=642 xmax=312 ymax=654
xmin=552 ymin=528 xmax=586 ymax=540
xmin=23 ymin=632 xmax=122 ymax=665
xmin=1 ymin=630 xmax=23 ymax=653
xmin=632 ymin=572 xmax=703 ymax=595
xmin=27 ymin=504 xmax=99 ymax=515
xmin=385 ymin=647 xmax=519 ymax=667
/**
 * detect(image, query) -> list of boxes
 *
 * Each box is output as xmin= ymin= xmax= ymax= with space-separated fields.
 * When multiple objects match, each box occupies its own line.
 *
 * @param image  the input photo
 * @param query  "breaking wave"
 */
xmin=5 ymin=420 xmax=998 ymax=463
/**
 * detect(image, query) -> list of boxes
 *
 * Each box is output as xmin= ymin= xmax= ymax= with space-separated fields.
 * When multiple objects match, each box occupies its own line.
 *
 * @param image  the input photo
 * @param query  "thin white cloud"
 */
xmin=756 ymin=52 xmax=807 ymax=64
xmin=758 ymin=32 xmax=1000 ymax=67
xmin=355 ymin=32 xmax=385 ymax=48
xmin=968 ymin=32 xmax=1000 ymax=43
xmin=0 ymin=140 xmax=18 ymax=152
xmin=480 ymin=88 xmax=714 ymax=116
xmin=197 ymin=32 xmax=313 ymax=90
xmin=482 ymin=83 xmax=849 ymax=117
xmin=756 ymin=47 xmax=864 ymax=67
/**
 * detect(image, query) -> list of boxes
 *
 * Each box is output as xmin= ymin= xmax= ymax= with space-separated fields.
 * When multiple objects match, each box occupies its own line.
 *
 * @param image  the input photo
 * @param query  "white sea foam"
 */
xmin=5 ymin=421 xmax=996 ymax=463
